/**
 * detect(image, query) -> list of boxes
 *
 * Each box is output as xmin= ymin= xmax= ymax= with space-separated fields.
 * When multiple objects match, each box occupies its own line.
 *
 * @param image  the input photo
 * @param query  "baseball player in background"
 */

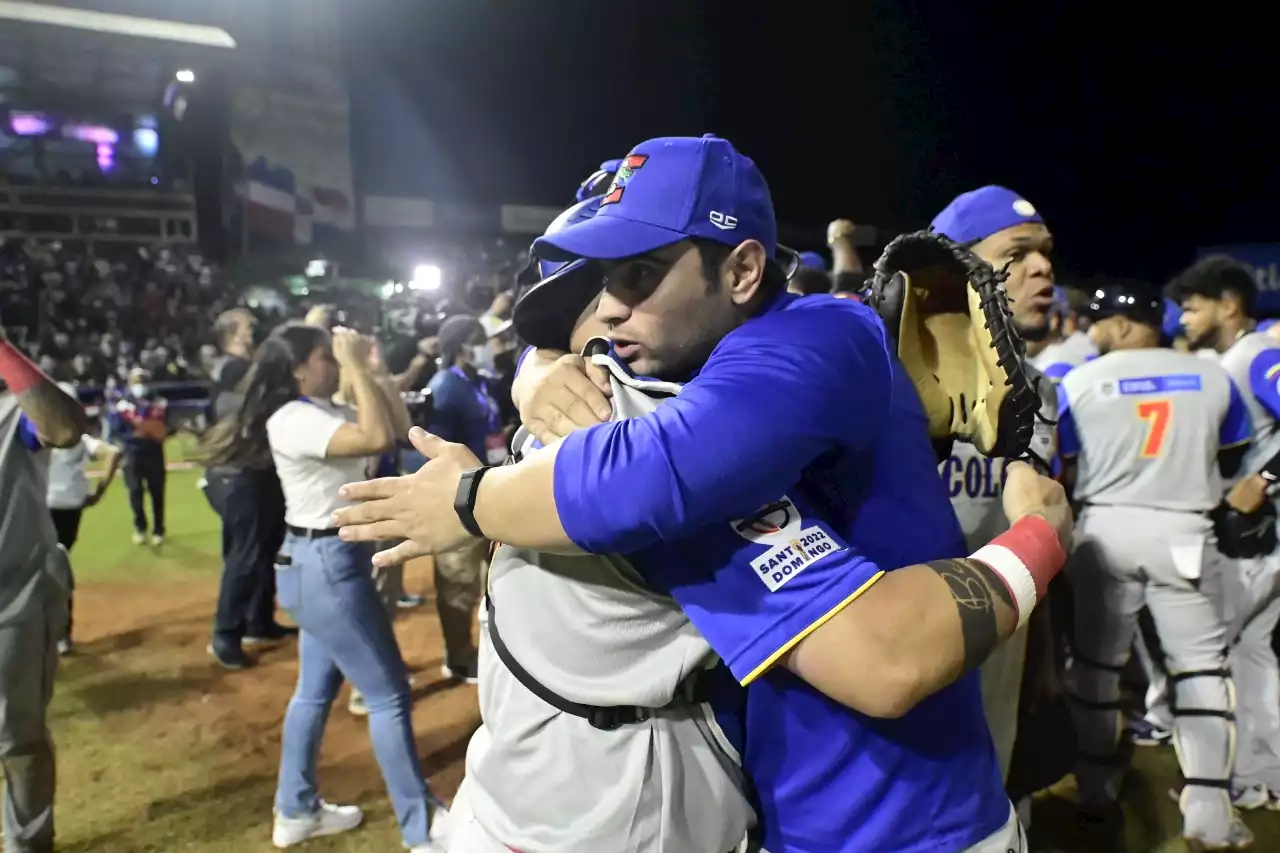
xmin=1057 ymin=279 xmax=1253 ymax=850
xmin=1171 ymin=255 xmax=1280 ymax=809
xmin=0 ymin=323 xmax=87 ymax=853
xmin=336 ymin=135 xmax=1077 ymax=853
xmin=927 ymin=187 xmax=1061 ymax=806
xmin=1032 ymin=285 xmax=1099 ymax=380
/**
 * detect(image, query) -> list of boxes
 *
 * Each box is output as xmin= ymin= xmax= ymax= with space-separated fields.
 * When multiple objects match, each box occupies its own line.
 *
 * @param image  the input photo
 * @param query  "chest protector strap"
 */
xmin=485 ymin=593 xmax=718 ymax=731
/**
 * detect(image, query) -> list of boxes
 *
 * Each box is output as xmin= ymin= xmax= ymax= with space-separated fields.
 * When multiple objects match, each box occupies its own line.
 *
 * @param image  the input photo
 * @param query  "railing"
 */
xmin=0 ymin=183 xmax=199 ymax=244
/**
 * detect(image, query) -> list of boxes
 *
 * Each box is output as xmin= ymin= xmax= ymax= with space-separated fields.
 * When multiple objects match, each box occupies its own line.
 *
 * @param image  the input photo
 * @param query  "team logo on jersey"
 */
xmin=732 ymin=498 xmax=802 ymax=544
xmin=600 ymin=154 xmax=649 ymax=206
xmin=1099 ymin=380 xmax=1117 ymax=398
xmin=732 ymin=497 xmax=846 ymax=591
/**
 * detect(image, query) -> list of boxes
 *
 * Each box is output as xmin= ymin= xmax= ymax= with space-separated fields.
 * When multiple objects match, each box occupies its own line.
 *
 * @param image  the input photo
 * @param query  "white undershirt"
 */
xmin=46 ymin=435 xmax=107 ymax=510
xmin=266 ymin=399 xmax=369 ymax=530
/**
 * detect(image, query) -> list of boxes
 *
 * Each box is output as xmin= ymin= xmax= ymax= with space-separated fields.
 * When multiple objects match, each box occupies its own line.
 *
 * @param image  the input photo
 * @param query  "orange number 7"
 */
xmin=1137 ymin=399 xmax=1172 ymax=458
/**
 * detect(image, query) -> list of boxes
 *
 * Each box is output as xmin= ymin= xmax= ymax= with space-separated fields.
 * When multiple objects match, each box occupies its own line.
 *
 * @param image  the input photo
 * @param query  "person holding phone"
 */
xmin=201 ymin=322 xmax=447 ymax=851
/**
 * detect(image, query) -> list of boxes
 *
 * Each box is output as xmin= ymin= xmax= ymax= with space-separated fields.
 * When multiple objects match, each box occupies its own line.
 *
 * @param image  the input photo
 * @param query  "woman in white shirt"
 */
xmin=202 ymin=322 xmax=447 ymax=851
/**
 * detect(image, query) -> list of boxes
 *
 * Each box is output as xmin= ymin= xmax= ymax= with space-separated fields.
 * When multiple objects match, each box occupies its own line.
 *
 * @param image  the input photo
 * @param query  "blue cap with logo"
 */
xmin=535 ymin=134 xmax=780 ymax=262
xmin=931 ymin=185 xmax=1044 ymax=245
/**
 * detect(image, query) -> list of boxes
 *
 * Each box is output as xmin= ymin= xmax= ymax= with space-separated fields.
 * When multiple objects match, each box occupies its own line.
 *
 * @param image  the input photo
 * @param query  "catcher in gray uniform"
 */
xmin=0 ymin=323 xmax=87 ymax=853
xmin=447 ymin=197 xmax=756 ymax=853
xmin=1172 ymin=255 xmax=1280 ymax=810
xmin=1058 ymin=279 xmax=1254 ymax=851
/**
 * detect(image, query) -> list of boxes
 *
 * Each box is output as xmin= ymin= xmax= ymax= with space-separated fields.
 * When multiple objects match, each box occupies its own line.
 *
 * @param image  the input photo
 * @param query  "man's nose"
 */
xmin=1026 ymin=251 xmax=1053 ymax=279
xmin=595 ymin=287 xmax=631 ymax=328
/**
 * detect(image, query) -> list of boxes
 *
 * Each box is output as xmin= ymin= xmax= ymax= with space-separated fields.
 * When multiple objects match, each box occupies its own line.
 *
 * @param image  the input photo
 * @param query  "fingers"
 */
xmin=337 ymin=477 xmax=401 ymax=503
xmin=407 ymin=427 xmax=447 ymax=457
xmin=583 ymin=362 xmax=616 ymax=401
xmin=372 ymin=539 xmax=430 ymax=568
xmin=338 ymin=518 xmax=405 ymax=543
xmin=551 ymin=368 xmax=613 ymax=425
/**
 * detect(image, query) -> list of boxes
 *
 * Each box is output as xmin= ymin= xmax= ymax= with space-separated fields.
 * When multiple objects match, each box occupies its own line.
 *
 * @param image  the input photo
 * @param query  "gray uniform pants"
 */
xmin=1220 ymin=552 xmax=1280 ymax=789
xmin=1066 ymin=507 xmax=1236 ymax=826
xmin=0 ymin=573 xmax=67 ymax=853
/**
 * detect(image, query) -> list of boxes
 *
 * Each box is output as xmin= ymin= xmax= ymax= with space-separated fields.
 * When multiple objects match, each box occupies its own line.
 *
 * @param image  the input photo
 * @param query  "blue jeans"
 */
xmin=273 ymin=533 xmax=435 ymax=846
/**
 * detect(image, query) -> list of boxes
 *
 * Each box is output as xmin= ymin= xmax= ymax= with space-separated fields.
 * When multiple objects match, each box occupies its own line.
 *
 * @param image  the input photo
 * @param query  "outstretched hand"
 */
xmin=332 ymin=427 xmax=484 ymax=566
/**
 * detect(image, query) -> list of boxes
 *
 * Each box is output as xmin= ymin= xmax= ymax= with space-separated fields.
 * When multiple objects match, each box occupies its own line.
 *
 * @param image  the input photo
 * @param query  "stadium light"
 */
xmin=305 ymin=259 xmax=328 ymax=278
xmin=175 ymin=68 xmax=195 ymax=83
xmin=409 ymin=264 xmax=441 ymax=291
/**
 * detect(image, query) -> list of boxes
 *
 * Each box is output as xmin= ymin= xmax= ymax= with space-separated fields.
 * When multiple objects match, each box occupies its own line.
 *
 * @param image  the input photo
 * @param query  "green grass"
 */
xmin=47 ymin=449 xmax=1280 ymax=852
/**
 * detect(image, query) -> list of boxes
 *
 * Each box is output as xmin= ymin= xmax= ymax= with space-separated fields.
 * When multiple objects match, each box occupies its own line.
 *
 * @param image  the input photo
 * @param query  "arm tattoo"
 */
xmin=926 ymin=558 xmax=1016 ymax=674
xmin=17 ymin=381 xmax=88 ymax=448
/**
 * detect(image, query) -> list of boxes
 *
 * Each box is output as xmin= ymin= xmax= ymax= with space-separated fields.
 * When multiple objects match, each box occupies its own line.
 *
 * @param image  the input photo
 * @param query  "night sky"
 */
xmin=348 ymin=1 xmax=1279 ymax=283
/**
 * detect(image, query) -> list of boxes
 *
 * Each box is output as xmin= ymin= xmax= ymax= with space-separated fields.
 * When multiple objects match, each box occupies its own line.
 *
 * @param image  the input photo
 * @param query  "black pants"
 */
xmin=123 ymin=447 xmax=166 ymax=536
xmin=49 ymin=507 xmax=81 ymax=641
xmin=204 ymin=468 xmax=285 ymax=644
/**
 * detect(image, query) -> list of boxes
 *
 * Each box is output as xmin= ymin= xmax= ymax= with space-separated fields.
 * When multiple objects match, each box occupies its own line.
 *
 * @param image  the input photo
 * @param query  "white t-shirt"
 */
xmin=266 ymin=399 xmax=368 ymax=530
xmin=46 ymin=435 xmax=107 ymax=510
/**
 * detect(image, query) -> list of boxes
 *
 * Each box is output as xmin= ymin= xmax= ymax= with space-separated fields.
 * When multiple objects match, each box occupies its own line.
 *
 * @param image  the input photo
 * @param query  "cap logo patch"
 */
xmin=600 ymin=154 xmax=649 ymax=207
xmin=1012 ymin=199 xmax=1037 ymax=217
xmin=709 ymin=210 xmax=738 ymax=230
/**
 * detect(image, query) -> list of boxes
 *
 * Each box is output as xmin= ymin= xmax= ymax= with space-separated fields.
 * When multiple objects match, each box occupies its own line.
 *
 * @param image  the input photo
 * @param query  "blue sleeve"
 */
xmin=1222 ymin=377 xmax=1253 ymax=447
xmin=552 ymin=303 xmax=894 ymax=554
xmin=16 ymin=415 xmax=41 ymax=451
xmin=1043 ymin=362 xmax=1073 ymax=384
xmin=630 ymin=491 xmax=885 ymax=684
xmin=1056 ymin=385 xmax=1080 ymax=457
xmin=1247 ymin=349 xmax=1280 ymax=421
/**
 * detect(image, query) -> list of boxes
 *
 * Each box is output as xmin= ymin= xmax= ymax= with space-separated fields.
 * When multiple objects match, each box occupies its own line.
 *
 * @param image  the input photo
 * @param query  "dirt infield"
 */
xmin=56 ymin=556 xmax=477 ymax=853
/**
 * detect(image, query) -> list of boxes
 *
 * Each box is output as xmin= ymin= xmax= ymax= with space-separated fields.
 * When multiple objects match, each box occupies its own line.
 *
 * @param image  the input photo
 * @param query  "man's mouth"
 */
xmin=611 ymin=340 xmax=641 ymax=360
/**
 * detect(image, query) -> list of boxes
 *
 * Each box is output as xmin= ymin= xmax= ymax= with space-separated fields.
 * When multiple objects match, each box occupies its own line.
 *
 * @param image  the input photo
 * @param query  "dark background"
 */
xmin=347 ymin=0 xmax=1279 ymax=282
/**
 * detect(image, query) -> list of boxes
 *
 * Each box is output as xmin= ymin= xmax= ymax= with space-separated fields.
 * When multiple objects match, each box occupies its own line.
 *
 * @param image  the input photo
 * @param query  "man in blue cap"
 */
xmin=336 ymin=135 xmax=1075 ymax=852
xmin=930 ymin=186 xmax=1067 ymax=822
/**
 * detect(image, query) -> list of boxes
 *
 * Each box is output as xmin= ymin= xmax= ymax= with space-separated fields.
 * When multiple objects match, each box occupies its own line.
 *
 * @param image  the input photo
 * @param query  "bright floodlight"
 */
xmin=409 ymin=264 xmax=441 ymax=291
xmin=305 ymin=259 xmax=328 ymax=278
xmin=175 ymin=68 xmax=196 ymax=83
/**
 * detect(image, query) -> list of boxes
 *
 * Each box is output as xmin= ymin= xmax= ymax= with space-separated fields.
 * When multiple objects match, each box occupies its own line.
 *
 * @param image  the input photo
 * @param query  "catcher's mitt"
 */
xmin=1212 ymin=500 xmax=1278 ymax=560
xmin=864 ymin=230 xmax=1043 ymax=462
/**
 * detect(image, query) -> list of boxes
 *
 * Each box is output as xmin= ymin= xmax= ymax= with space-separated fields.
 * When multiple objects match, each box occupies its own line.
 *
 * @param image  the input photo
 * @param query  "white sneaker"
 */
xmin=406 ymin=844 xmax=445 ymax=852
xmin=152 ymin=534 xmax=165 ymax=546
xmin=132 ymin=531 xmax=146 ymax=545
xmin=1232 ymin=782 xmax=1270 ymax=810
xmin=403 ymin=802 xmax=451 ymax=851
xmin=272 ymin=801 xmax=363 ymax=848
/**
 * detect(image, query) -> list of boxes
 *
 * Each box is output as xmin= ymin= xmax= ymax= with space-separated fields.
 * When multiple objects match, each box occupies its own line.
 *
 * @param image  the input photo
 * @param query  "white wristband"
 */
xmin=970 ymin=543 xmax=1037 ymax=629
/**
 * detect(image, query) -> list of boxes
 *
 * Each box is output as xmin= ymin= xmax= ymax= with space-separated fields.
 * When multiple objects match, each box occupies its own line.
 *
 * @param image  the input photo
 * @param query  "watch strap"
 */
xmin=454 ymin=466 xmax=494 ymax=538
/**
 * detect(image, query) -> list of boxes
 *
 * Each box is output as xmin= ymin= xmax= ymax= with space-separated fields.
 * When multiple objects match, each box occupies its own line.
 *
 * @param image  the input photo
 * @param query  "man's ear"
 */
xmin=725 ymin=240 xmax=768 ymax=306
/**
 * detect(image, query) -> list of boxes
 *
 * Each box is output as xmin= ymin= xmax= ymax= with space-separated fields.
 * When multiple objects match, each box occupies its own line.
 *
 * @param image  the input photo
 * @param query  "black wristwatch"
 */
xmin=454 ymin=466 xmax=495 ymax=538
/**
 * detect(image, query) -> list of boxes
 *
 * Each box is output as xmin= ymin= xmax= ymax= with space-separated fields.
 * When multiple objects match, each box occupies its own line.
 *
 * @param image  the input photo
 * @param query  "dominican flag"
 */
xmin=244 ymin=158 xmax=353 ymax=246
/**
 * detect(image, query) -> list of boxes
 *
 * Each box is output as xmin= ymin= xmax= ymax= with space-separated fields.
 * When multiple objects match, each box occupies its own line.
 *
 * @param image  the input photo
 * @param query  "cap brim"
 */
xmin=533 ymin=214 xmax=687 ymax=262
xmin=513 ymin=259 xmax=605 ymax=350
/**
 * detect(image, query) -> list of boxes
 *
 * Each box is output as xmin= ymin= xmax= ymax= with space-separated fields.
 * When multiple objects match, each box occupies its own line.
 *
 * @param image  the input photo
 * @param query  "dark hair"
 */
xmin=199 ymin=322 xmax=329 ymax=469
xmin=789 ymin=267 xmax=833 ymax=296
xmin=1165 ymin=256 xmax=1258 ymax=318
xmin=693 ymin=239 xmax=789 ymax=300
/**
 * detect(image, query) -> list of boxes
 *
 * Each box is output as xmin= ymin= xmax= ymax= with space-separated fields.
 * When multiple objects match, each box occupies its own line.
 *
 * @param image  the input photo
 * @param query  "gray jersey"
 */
xmin=0 ymin=394 xmax=68 ymax=624
xmin=942 ymin=365 xmax=1059 ymax=550
xmin=463 ymin=353 xmax=752 ymax=853
xmin=1031 ymin=331 xmax=1097 ymax=378
xmin=1061 ymin=349 xmax=1247 ymax=512
xmin=1218 ymin=331 xmax=1280 ymax=486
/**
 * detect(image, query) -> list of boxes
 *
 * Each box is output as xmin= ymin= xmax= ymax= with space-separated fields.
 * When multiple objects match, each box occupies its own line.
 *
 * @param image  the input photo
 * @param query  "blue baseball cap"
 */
xmin=931 ymin=186 xmax=1044 ymax=245
xmin=576 ymin=159 xmax=622 ymax=203
xmin=535 ymin=134 xmax=779 ymax=263
xmin=798 ymin=251 xmax=827 ymax=272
